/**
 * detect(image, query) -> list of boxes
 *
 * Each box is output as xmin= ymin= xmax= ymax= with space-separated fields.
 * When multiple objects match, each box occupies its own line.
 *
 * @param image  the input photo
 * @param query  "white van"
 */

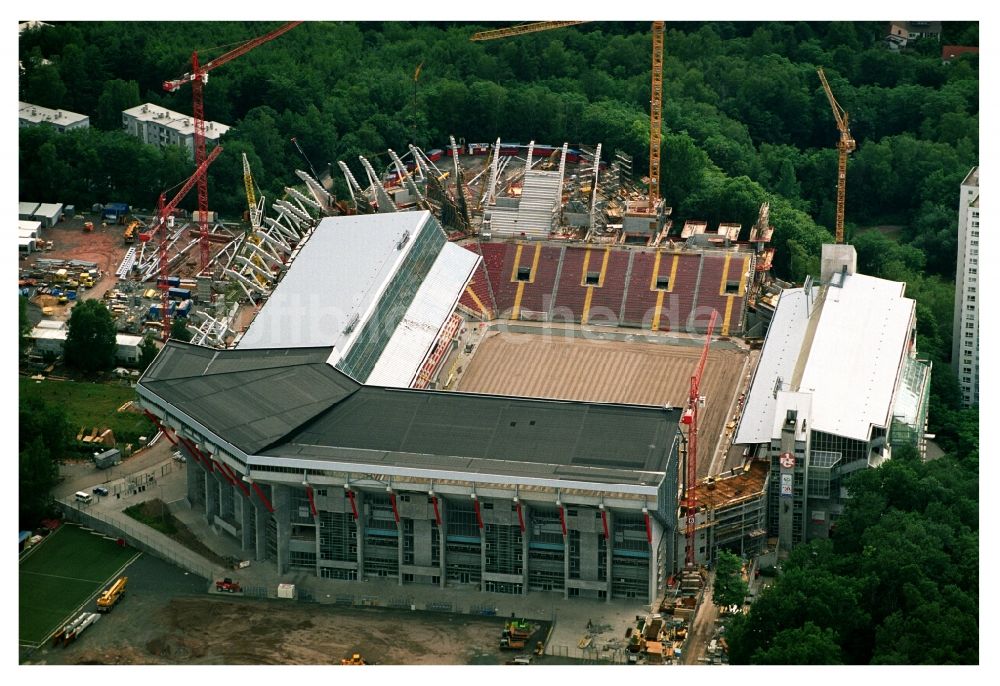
xmin=75 ymin=491 xmax=93 ymax=504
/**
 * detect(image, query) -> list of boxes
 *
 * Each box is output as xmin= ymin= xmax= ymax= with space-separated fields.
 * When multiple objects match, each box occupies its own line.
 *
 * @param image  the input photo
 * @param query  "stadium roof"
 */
xmin=366 ymin=242 xmax=477 ymax=386
xmin=238 ymin=212 xmax=424 ymax=353
xmin=735 ymin=272 xmax=914 ymax=444
xmin=140 ymin=342 xmax=680 ymax=486
xmin=237 ymin=211 xmax=477 ymax=386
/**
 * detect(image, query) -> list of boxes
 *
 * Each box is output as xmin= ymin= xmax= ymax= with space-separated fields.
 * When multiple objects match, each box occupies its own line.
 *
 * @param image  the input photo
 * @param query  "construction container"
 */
xmin=277 ymin=583 xmax=296 ymax=599
xmin=168 ymin=287 xmax=192 ymax=300
xmin=176 ymin=299 xmax=193 ymax=318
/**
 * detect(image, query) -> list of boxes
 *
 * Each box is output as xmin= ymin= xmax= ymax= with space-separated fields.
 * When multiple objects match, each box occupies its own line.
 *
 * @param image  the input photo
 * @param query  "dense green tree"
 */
xmin=712 ymin=551 xmax=747 ymax=608
xmin=751 ymin=622 xmax=844 ymax=665
xmin=170 ymin=318 xmax=193 ymax=342
xmin=64 ymin=299 xmax=117 ymax=373
xmin=137 ymin=335 xmax=160 ymax=372
xmin=19 ymin=437 xmax=58 ymax=527
xmin=19 ymin=296 xmax=31 ymax=353
xmin=95 ymin=79 xmax=140 ymax=130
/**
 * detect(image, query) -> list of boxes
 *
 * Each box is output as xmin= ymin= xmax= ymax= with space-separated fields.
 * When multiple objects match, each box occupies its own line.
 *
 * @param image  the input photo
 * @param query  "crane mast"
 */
xmin=817 ymin=67 xmax=856 ymax=244
xmin=648 ymin=21 xmax=664 ymax=208
xmin=152 ymin=145 xmax=223 ymax=339
xmin=163 ymin=21 xmax=302 ymax=271
xmin=682 ymin=310 xmax=718 ymax=568
xmin=471 ymin=21 xmax=666 ymax=214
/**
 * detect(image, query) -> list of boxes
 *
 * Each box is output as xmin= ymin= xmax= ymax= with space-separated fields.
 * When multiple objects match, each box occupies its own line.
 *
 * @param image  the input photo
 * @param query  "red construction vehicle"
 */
xmin=215 ymin=577 xmax=242 ymax=593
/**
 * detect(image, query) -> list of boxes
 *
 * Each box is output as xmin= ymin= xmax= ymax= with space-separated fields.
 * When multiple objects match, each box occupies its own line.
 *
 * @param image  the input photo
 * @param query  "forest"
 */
xmin=726 ymin=443 xmax=979 ymax=664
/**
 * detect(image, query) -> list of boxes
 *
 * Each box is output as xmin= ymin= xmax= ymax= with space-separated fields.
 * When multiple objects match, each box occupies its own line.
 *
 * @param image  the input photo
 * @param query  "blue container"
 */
xmin=67 ymin=290 xmax=77 ymax=300
xmin=167 ymin=276 xmax=181 ymax=287
xmin=168 ymin=287 xmax=192 ymax=300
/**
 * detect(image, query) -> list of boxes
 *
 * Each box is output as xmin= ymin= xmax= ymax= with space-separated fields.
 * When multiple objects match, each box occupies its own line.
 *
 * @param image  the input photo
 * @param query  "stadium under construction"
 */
xmin=136 ymin=139 xmax=930 ymax=605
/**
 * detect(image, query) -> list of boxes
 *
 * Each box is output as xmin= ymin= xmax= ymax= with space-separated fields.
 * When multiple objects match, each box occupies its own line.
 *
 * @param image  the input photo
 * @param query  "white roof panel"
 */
xmin=735 ymin=273 xmax=914 ymax=445
xmin=237 ymin=211 xmax=434 ymax=358
xmin=34 ymin=203 xmax=63 ymax=217
xmin=733 ymin=288 xmax=814 ymax=445
xmin=798 ymin=273 xmax=911 ymax=441
xmin=366 ymin=242 xmax=480 ymax=387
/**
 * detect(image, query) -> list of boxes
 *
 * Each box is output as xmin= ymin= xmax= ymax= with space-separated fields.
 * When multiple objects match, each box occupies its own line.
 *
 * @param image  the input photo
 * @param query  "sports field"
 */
xmin=19 ymin=523 xmax=139 ymax=647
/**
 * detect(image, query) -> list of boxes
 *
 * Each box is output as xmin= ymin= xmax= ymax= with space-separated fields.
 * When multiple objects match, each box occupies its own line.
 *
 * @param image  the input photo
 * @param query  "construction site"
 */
xmin=24 ymin=21 xmax=934 ymax=667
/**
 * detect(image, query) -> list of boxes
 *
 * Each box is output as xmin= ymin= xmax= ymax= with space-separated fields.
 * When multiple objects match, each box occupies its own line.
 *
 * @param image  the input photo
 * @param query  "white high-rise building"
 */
xmin=952 ymin=166 xmax=979 ymax=407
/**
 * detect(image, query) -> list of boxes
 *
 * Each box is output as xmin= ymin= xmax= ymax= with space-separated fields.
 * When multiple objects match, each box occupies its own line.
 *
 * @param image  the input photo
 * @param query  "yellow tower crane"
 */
xmin=817 ymin=67 xmax=856 ymax=244
xmin=471 ymin=22 xmax=666 ymax=208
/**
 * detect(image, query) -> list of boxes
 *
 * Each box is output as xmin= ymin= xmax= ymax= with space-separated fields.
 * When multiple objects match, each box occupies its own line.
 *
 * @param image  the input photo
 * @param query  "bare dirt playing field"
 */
xmin=456 ymin=331 xmax=748 ymax=478
xmin=27 ymin=555 xmax=550 ymax=666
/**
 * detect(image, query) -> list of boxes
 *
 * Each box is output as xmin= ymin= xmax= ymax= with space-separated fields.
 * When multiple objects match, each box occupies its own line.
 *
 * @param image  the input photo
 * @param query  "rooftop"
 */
xmin=140 ymin=342 xmax=681 ymax=487
xmin=237 ymin=211 xmax=477 ymax=385
xmin=735 ymin=270 xmax=915 ymax=444
xmin=122 ymin=103 xmax=229 ymax=139
xmin=19 ymin=101 xmax=88 ymax=127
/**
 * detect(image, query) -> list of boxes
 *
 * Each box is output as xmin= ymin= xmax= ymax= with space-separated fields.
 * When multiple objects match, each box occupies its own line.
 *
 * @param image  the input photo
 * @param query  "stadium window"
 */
xmin=655 ymin=276 xmax=670 ymax=290
xmin=316 ymin=489 xmax=327 ymax=497
xmin=483 ymin=503 xmax=493 ymax=510
xmin=585 ymin=271 xmax=600 ymax=286
xmin=725 ymin=280 xmax=740 ymax=295
xmin=517 ymin=266 xmax=531 ymax=281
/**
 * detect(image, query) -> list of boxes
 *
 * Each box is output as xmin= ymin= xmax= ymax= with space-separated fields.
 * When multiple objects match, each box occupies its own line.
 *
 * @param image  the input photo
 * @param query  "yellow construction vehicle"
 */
xmin=123 ymin=220 xmax=139 ymax=243
xmin=341 ymin=653 xmax=366 ymax=665
xmin=96 ymin=576 xmax=127 ymax=612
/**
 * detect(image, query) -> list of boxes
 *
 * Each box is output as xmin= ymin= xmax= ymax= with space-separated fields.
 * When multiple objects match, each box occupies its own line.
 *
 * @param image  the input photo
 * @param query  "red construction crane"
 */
xmin=143 ymin=145 xmax=223 ymax=339
xmin=681 ymin=309 xmax=718 ymax=568
xmin=163 ymin=21 xmax=302 ymax=271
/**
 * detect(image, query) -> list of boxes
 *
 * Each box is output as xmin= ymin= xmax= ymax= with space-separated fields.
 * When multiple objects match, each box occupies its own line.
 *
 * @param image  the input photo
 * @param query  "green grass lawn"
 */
xmin=19 ymin=377 xmax=154 ymax=446
xmin=19 ymin=523 xmax=139 ymax=646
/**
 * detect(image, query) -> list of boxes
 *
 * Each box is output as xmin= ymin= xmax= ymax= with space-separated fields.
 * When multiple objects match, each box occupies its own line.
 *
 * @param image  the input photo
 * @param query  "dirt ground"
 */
xmin=456 ymin=330 xmax=748 ymax=478
xmin=24 ymin=554 xmax=554 ymax=666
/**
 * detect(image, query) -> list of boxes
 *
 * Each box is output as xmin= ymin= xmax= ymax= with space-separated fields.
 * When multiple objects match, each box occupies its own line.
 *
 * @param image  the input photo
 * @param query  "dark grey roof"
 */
xmin=276 ymin=386 xmax=676 ymax=474
xmin=140 ymin=342 xmax=680 ymax=481
xmin=141 ymin=342 xmax=359 ymax=453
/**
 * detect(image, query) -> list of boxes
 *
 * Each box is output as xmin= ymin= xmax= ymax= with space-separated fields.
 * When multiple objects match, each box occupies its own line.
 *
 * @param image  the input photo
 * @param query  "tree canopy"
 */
xmin=726 ymin=448 xmax=978 ymax=664
xmin=19 ymin=395 xmax=71 ymax=527
xmin=18 ymin=21 xmax=977 ymax=283
xmin=64 ymin=299 xmax=118 ymax=373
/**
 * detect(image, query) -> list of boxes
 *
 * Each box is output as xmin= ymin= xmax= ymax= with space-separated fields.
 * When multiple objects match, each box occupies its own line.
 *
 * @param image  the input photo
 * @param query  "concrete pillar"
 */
xmin=414 ymin=519 xmax=433 ymax=567
xmin=274 ymin=484 xmax=292 ymax=575
xmin=605 ymin=510 xmax=614 ymax=603
xmin=397 ymin=514 xmax=405 ymax=587
xmin=778 ymin=411 xmax=798 ymax=555
xmin=186 ymin=459 xmax=200 ymax=507
xmin=354 ymin=491 xmax=365 ymax=579
xmin=254 ymin=501 xmax=268 ymax=563
xmin=240 ymin=495 xmax=254 ymax=552
xmin=563 ymin=518 xmax=570 ymax=600
xmin=521 ymin=502 xmax=530 ymax=596
xmin=314 ymin=507 xmax=322 ymax=579
xmin=480 ymin=508 xmax=487 ymax=593
xmin=438 ymin=498 xmax=447 ymax=588
xmin=204 ymin=469 xmax=218 ymax=525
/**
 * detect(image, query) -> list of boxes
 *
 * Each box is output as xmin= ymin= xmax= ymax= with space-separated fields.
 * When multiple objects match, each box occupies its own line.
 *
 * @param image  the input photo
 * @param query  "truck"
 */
xmin=500 ymin=635 xmax=526 ymax=650
xmin=504 ymin=619 xmax=533 ymax=639
xmin=96 ymin=576 xmax=127 ymax=612
xmin=216 ymin=577 xmax=242 ymax=593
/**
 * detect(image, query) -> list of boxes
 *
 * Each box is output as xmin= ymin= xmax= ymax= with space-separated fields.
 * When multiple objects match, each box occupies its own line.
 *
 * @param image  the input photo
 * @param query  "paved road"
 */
xmin=682 ymin=572 xmax=719 ymax=665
